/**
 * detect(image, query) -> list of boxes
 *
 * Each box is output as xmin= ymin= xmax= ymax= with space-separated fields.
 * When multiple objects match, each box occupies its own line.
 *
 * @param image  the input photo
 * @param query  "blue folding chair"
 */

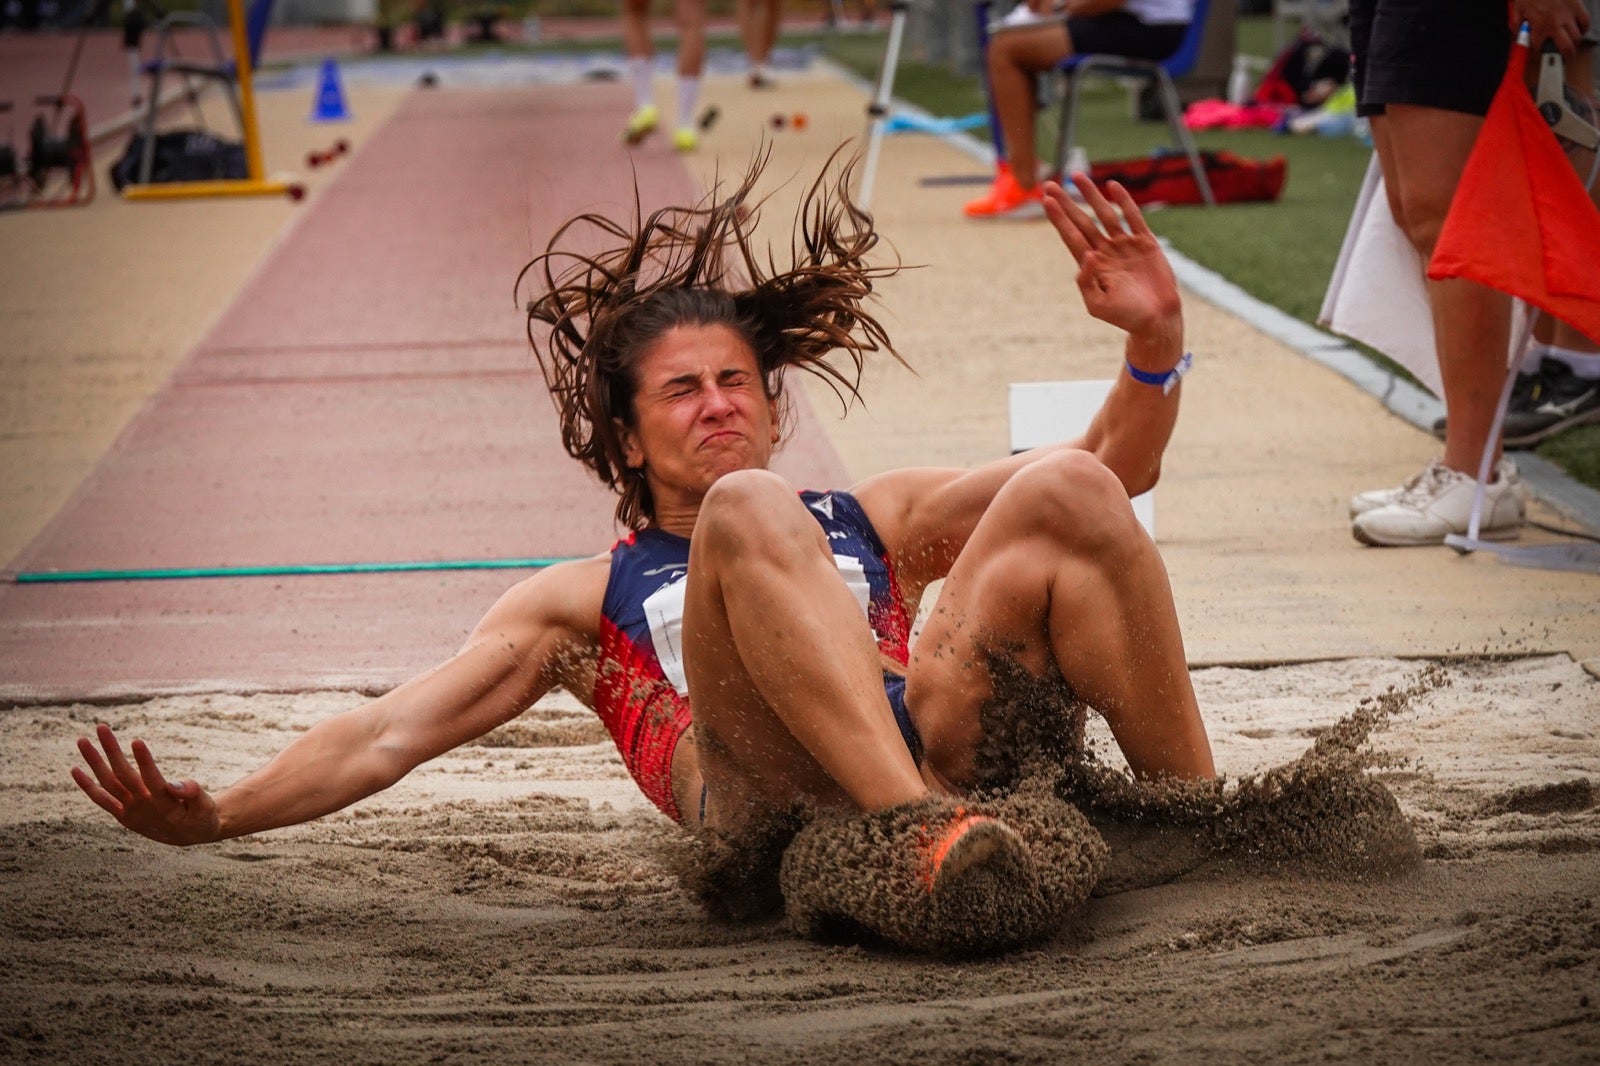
xmin=1053 ymin=0 xmax=1215 ymax=205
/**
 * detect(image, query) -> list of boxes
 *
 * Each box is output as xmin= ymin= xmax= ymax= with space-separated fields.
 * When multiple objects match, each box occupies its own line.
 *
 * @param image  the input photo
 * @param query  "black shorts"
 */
xmin=1066 ymin=10 xmax=1189 ymax=62
xmin=1348 ymin=0 xmax=1512 ymax=118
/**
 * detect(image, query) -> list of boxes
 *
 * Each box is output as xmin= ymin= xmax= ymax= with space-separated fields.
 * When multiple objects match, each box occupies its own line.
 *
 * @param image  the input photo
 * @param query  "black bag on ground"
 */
xmin=109 ymin=130 xmax=247 ymax=191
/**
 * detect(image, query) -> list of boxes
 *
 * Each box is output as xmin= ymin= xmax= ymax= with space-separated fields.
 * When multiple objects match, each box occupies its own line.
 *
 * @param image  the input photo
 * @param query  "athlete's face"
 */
xmin=619 ymin=323 xmax=780 ymax=511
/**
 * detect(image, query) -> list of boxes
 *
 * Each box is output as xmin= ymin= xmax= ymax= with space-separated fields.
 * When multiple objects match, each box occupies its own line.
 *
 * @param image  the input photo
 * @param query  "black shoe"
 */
xmin=1503 ymin=361 xmax=1600 ymax=448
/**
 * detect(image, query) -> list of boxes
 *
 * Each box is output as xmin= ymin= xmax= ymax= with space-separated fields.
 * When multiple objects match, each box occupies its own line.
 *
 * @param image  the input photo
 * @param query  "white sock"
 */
xmin=677 ymin=76 xmax=701 ymax=129
xmin=1520 ymin=343 xmax=1551 ymax=373
xmin=628 ymin=57 xmax=653 ymax=111
xmin=1545 ymin=344 xmax=1600 ymax=378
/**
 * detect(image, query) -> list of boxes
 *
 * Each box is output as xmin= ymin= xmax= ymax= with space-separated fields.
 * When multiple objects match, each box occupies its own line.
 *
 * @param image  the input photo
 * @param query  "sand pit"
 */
xmin=4 ymin=654 xmax=1598 ymax=1062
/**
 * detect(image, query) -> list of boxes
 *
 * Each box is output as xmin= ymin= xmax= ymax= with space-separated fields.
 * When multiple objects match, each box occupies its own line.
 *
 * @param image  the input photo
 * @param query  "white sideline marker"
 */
xmin=1008 ymin=380 xmax=1156 ymax=538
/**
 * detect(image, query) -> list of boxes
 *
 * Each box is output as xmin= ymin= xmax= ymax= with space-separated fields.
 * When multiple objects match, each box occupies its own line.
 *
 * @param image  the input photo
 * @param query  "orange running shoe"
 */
xmin=918 ymin=807 xmax=1026 ymax=893
xmin=962 ymin=168 xmax=1044 ymax=219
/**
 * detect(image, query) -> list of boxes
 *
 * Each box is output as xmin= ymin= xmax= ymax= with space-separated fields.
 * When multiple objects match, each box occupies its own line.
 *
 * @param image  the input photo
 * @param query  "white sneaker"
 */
xmin=1349 ymin=456 xmax=1520 ymax=517
xmin=1350 ymin=458 xmax=1525 ymax=547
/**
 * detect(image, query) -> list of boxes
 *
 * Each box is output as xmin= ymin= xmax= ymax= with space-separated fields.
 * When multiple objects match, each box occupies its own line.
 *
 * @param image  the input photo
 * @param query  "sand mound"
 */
xmin=667 ymin=806 xmax=805 ymax=922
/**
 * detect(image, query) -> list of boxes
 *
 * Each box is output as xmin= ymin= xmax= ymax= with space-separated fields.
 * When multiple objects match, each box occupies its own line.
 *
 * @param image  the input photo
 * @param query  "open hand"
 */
xmin=1042 ymin=173 xmax=1182 ymax=341
xmin=72 ymin=723 xmax=221 ymax=846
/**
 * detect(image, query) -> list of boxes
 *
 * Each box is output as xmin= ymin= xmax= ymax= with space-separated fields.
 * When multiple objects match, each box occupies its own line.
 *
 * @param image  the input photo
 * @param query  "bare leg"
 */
xmin=986 ymin=23 xmax=1072 ymax=189
xmin=622 ymin=0 xmax=652 ymax=59
xmin=1372 ymin=105 xmax=1513 ymax=474
xmin=680 ymin=471 xmax=928 ymax=830
xmin=675 ymin=0 xmax=707 ymax=77
xmin=739 ymin=0 xmax=781 ymax=68
xmin=907 ymin=451 xmax=1214 ymax=786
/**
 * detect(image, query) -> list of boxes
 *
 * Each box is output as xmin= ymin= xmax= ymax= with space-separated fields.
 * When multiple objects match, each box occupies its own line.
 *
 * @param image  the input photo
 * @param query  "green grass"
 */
xmin=1538 ymin=425 xmax=1600 ymax=487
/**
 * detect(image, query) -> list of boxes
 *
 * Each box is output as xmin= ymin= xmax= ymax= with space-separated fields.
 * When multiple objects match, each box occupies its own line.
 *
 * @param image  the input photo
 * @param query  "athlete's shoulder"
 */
xmin=490 ymin=552 xmax=611 ymax=637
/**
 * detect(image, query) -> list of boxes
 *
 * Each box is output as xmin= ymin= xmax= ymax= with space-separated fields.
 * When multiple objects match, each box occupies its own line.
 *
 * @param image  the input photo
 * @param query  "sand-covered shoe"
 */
xmin=781 ymin=792 xmax=1106 ymax=956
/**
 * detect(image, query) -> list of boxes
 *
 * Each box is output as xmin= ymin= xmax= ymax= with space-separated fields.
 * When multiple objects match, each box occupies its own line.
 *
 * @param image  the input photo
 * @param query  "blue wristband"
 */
xmin=1126 ymin=351 xmax=1193 ymax=396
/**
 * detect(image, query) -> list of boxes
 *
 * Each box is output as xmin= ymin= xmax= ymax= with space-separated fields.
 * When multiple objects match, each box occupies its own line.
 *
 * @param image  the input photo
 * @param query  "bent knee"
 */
xmin=1002 ymin=451 xmax=1143 ymax=552
xmin=695 ymin=470 xmax=812 ymax=548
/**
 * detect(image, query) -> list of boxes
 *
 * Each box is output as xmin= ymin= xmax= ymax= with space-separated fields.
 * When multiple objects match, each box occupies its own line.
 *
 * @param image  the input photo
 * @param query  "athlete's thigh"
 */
xmin=678 ymin=546 xmax=848 ymax=817
xmin=902 ymin=506 xmax=1060 ymax=786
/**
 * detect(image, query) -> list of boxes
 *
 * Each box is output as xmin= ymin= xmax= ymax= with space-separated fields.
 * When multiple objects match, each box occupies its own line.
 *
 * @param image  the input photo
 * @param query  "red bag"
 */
xmin=1086 ymin=151 xmax=1288 ymax=207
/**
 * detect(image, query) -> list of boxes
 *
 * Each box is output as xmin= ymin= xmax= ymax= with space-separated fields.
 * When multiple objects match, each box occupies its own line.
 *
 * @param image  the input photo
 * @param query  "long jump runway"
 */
xmin=0 ymin=84 xmax=848 ymax=703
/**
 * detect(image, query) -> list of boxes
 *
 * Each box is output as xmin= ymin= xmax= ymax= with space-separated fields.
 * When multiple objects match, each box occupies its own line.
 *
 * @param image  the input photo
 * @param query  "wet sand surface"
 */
xmin=4 ymin=655 xmax=1597 ymax=1062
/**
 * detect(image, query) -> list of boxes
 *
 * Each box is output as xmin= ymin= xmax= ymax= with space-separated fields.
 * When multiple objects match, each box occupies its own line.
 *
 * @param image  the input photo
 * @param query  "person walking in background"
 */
xmin=739 ymin=0 xmax=784 ymax=88
xmin=1347 ymin=0 xmax=1591 ymax=547
xmin=965 ymin=0 xmax=1194 ymax=219
xmin=622 ymin=0 xmax=708 ymax=151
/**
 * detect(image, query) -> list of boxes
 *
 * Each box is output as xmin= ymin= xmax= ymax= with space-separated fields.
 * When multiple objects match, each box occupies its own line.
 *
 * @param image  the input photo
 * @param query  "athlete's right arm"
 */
xmin=70 ymin=556 xmax=611 ymax=847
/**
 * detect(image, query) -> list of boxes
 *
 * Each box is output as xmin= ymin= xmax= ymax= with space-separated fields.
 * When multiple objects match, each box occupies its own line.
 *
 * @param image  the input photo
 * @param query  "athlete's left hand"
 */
xmin=1042 ymin=174 xmax=1182 ymax=342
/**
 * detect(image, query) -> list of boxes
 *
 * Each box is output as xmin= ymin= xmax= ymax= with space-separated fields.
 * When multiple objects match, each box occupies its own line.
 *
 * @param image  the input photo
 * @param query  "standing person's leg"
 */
xmin=622 ymin=0 xmax=660 ymax=143
xmin=1351 ymin=108 xmax=1523 ymax=543
xmin=1347 ymin=0 xmax=1526 ymax=545
xmin=676 ymin=471 xmax=931 ymax=831
xmin=906 ymin=451 xmax=1215 ymax=789
xmin=739 ymin=0 xmax=782 ymax=87
xmin=1381 ymin=105 xmax=1515 ymax=475
xmin=672 ymin=0 xmax=708 ymax=150
xmin=964 ymin=23 xmax=1071 ymax=217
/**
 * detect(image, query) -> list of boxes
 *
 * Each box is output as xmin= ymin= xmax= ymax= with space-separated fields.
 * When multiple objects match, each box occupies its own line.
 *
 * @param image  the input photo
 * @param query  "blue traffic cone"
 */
xmin=310 ymin=57 xmax=351 ymax=123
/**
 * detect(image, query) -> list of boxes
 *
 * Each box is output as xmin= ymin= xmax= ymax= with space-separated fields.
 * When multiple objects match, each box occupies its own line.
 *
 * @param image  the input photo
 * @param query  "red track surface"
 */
xmin=0 ymin=83 xmax=848 ymax=702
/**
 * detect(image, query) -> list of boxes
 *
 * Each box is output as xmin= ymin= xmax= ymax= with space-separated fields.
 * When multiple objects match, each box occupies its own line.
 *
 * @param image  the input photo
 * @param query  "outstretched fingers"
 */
xmin=1078 ymin=173 xmax=1126 ymax=236
xmin=71 ymin=724 xmax=220 ymax=845
xmin=1043 ymin=174 xmax=1148 ymax=260
xmin=132 ymin=739 xmax=175 ymax=796
xmin=70 ymin=758 xmax=126 ymax=818
xmin=1042 ymin=181 xmax=1096 ymax=263
xmin=72 ymin=724 xmax=156 ymax=818
xmin=1102 ymin=180 xmax=1153 ymax=237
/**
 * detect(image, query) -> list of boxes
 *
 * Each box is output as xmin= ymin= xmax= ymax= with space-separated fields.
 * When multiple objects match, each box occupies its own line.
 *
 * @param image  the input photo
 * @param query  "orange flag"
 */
xmin=1428 ymin=33 xmax=1600 ymax=343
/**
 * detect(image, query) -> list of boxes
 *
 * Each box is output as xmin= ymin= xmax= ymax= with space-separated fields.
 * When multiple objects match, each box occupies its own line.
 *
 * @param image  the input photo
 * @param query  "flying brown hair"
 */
xmin=518 ymin=146 xmax=907 ymax=530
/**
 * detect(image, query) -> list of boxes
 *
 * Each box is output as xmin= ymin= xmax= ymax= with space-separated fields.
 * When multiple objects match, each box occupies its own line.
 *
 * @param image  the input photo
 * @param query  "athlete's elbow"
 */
xmin=1122 ymin=460 xmax=1161 ymax=499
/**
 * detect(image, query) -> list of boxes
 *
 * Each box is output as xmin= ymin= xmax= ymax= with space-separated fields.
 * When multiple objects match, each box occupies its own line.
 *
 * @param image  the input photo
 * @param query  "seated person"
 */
xmin=967 ymin=0 xmax=1195 ymax=218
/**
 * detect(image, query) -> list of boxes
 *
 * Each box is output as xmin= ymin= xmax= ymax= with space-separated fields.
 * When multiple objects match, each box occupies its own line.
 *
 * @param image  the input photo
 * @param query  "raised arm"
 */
xmin=856 ymin=174 xmax=1187 ymax=590
xmin=71 ymin=557 xmax=609 ymax=846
